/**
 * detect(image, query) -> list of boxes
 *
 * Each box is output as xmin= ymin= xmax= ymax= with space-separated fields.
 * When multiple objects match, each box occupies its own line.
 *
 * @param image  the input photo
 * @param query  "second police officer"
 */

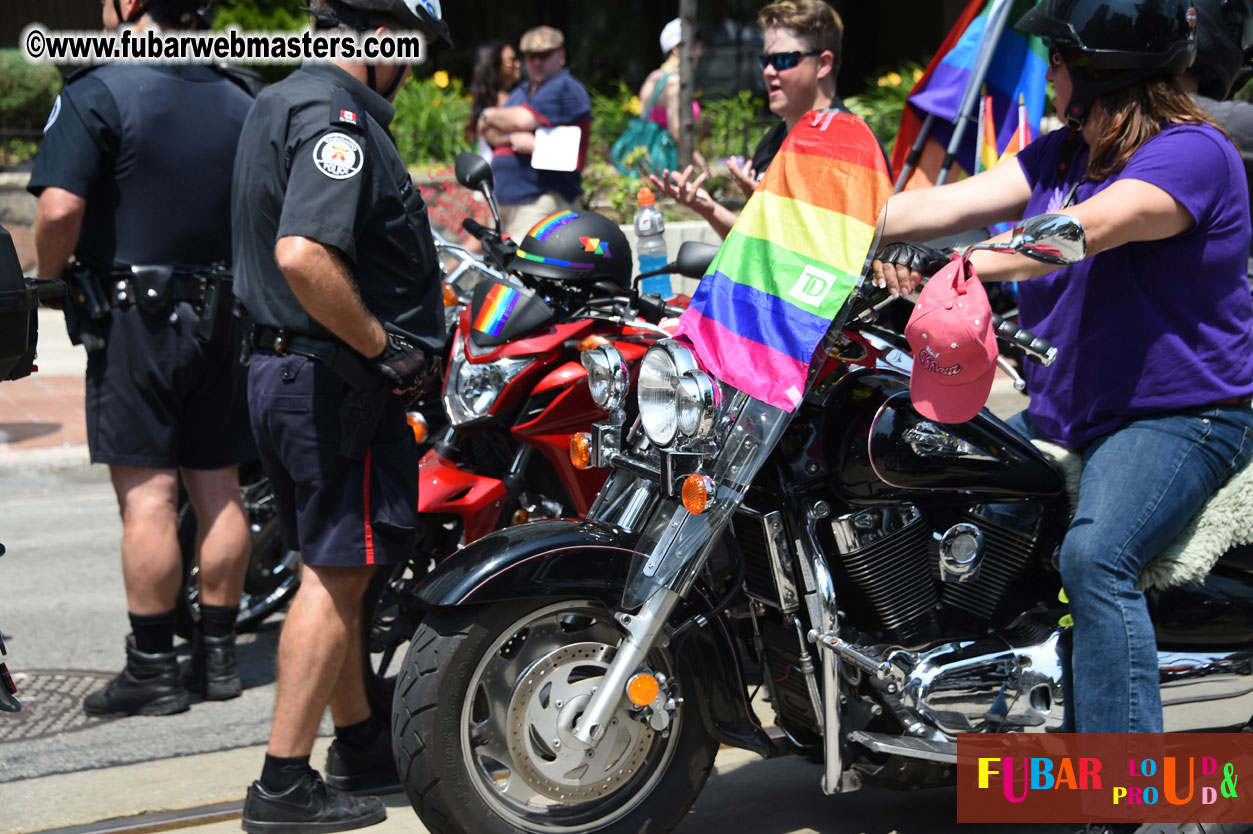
xmin=230 ymin=0 xmax=449 ymax=830
xmin=29 ymin=0 xmax=257 ymax=717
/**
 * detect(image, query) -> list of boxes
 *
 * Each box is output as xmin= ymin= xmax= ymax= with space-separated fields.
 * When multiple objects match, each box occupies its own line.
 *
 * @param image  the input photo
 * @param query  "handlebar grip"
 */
xmin=462 ymin=218 xmax=489 ymax=240
xmin=990 ymin=313 xmax=1056 ymax=366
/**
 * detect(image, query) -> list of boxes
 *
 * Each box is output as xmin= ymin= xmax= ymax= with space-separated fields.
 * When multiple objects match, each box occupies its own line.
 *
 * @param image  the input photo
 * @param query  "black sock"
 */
xmin=334 ymin=716 xmax=382 ymax=749
xmin=199 ymin=603 xmax=238 ymax=640
xmin=260 ymin=753 xmax=312 ymax=793
xmin=129 ymin=610 xmax=175 ymax=655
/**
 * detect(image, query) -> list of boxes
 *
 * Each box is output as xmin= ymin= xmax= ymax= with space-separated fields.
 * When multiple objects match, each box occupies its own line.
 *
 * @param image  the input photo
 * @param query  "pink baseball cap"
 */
xmin=904 ymin=255 xmax=999 ymax=424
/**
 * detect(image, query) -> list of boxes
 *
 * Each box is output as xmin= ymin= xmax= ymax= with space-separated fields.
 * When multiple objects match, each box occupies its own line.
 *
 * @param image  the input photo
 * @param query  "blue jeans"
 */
xmin=1006 ymin=404 xmax=1253 ymax=732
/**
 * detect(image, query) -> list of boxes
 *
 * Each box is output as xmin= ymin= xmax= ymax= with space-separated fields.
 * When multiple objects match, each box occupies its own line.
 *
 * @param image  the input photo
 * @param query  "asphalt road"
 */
xmin=0 ymin=463 xmax=292 ymax=783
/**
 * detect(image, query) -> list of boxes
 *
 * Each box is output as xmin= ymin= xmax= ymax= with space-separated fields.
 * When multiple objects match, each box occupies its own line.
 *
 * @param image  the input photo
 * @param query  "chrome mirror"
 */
xmin=965 ymin=213 xmax=1086 ymax=265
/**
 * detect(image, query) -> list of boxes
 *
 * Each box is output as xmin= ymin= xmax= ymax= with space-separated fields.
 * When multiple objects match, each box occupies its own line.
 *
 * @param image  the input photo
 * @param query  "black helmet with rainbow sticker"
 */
xmin=508 ymin=209 xmax=632 ymax=288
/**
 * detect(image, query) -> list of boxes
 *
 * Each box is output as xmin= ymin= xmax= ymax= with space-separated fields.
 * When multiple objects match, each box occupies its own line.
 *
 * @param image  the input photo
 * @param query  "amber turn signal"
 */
xmin=406 ymin=411 xmax=428 ymax=445
xmin=442 ymin=283 xmax=459 ymax=307
xmin=569 ymin=432 xmax=592 ymax=470
xmin=576 ymin=334 xmax=610 ymax=352
xmin=626 ymin=673 xmax=660 ymax=707
xmin=681 ymin=473 xmax=715 ymax=514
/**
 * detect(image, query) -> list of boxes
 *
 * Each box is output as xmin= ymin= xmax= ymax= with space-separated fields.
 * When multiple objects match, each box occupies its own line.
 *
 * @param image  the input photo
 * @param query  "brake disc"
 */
xmin=505 ymin=642 xmax=655 ymax=802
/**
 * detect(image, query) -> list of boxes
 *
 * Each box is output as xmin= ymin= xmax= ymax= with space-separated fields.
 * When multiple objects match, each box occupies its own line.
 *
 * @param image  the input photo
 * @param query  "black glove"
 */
xmin=373 ymin=331 xmax=439 ymax=392
xmin=875 ymin=241 xmax=953 ymax=277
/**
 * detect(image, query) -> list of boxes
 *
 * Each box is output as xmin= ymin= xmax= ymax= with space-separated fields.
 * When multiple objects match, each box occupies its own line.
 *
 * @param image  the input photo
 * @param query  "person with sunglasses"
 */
xmin=873 ymin=0 xmax=1253 ymax=754
xmin=650 ymin=0 xmax=878 ymax=239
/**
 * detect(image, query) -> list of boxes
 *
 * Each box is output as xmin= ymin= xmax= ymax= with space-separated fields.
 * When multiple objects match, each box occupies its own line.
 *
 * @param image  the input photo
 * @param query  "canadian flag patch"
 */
xmin=339 ymin=109 xmax=358 ymax=125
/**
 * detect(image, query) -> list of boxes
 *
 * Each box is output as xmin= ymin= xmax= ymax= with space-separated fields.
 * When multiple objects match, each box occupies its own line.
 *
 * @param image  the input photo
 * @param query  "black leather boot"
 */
xmin=84 ymin=635 xmax=190 ymax=717
xmin=182 ymin=631 xmax=242 ymax=700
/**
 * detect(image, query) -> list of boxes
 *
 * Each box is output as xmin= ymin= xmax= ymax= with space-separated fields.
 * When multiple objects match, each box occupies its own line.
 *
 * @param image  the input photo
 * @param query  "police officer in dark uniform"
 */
xmin=231 ymin=1 xmax=449 ymax=829
xmin=29 ymin=0 xmax=255 ymax=717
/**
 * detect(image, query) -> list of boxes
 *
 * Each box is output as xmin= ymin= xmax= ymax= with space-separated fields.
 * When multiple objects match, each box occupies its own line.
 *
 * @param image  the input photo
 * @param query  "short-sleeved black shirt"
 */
xmin=232 ymin=64 xmax=443 ymax=352
xmin=27 ymin=65 xmax=253 ymax=273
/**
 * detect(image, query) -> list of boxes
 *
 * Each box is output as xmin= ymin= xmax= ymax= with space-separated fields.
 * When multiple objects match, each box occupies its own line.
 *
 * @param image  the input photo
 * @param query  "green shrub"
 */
xmin=392 ymin=72 xmax=472 ymax=165
xmin=702 ymin=89 xmax=771 ymax=162
xmin=212 ymin=0 xmax=305 ymax=32
xmin=588 ymin=81 xmax=637 ymax=155
xmin=0 ymin=50 xmax=62 ymax=131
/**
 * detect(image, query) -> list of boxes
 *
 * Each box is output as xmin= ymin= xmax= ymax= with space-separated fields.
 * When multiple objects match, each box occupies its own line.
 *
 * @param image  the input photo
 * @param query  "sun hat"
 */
xmin=904 ymin=254 xmax=999 ymax=423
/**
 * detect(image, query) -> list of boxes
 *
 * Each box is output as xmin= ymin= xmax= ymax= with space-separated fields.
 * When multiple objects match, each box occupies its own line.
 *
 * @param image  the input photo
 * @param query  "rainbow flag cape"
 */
xmin=891 ymin=0 xmax=1047 ymax=188
xmin=675 ymin=111 xmax=892 ymax=411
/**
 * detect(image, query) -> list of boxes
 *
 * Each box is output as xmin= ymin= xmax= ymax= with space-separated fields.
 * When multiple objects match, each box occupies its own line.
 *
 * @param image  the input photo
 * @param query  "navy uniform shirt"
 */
xmin=232 ymin=64 xmax=443 ymax=353
xmin=27 ymin=65 xmax=253 ymax=274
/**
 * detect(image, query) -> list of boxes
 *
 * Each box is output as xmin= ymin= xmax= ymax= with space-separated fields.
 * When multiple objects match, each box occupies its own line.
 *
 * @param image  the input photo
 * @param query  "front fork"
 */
xmin=569 ymin=587 xmax=680 ymax=747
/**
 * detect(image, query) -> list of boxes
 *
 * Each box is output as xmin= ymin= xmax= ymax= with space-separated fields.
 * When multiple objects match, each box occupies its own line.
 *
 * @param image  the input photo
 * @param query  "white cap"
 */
xmin=660 ymin=18 xmax=682 ymax=54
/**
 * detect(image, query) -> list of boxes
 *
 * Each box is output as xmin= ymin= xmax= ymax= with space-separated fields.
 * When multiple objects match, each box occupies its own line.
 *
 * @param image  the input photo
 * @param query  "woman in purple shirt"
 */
xmin=874 ymin=0 xmax=1253 ymax=735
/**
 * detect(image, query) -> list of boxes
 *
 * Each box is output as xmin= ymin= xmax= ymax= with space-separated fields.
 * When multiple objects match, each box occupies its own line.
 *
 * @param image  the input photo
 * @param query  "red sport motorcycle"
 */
xmin=361 ymin=153 xmax=715 ymax=713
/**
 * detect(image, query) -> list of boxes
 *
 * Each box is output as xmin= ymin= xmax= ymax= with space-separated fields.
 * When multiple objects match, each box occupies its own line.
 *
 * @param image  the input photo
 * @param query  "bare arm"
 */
xmin=966 ymin=177 xmax=1194 ymax=280
xmin=880 ymin=160 xmax=1033 ymax=243
xmin=33 ymin=187 xmax=86 ymax=278
xmin=274 ymin=235 xmax=387 ymax=358
xmin=874 ymin=176 xmax=1194 ymax=295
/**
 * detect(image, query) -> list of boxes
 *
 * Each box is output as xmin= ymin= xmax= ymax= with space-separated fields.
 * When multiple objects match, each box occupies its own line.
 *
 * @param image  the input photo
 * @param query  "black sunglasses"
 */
xmin=759 ymin=50 xmax=821 ymax=71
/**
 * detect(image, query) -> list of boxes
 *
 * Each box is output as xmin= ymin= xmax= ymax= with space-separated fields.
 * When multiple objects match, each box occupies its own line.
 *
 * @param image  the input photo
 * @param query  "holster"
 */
xmin=63 ymin=262 xmax=110 ymax=352
xmin=338 ymin=384 xmax=390 ymax=462
xmin=194 ymin=267 xmax=236 ymax=346
xmin=329 ymin=349 xmax=390 ymax=462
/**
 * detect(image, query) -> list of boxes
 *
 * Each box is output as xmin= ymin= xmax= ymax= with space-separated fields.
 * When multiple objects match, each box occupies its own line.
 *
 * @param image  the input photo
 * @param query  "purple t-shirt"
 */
xmin=491 ymin=69 xmax=591 ymax=206
xmin=1014 ymin=124 xmax=1253 ymax=447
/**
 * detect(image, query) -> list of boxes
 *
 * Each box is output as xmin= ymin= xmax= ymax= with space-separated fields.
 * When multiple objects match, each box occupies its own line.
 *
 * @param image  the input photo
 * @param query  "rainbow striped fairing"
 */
xmin=473 ymin=283 xmax=522 ymax=338
xmin=528 ymin=211 xmax=578 ymax=241
xmin=515 ymin=249 xmax=595 ymax=271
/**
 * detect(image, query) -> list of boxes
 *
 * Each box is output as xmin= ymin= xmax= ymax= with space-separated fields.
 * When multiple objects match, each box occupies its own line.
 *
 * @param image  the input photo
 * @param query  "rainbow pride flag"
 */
xmin=675 ymin=111 xmax=892 ymax=411
xmin=892 ymin=0 xmax=1047 ymax=188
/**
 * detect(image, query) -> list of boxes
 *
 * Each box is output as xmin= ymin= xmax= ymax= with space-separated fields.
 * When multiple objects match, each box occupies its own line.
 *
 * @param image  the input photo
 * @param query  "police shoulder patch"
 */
xmin=313 ymin=132 xmax=364 ymax=180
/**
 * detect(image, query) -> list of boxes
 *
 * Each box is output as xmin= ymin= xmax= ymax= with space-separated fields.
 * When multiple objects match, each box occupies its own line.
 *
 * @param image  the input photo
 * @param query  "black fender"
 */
xmin=416 ymin=518 xmax=640 ymax=607
xmin=415 ymin=518 xmax=778 ymax=757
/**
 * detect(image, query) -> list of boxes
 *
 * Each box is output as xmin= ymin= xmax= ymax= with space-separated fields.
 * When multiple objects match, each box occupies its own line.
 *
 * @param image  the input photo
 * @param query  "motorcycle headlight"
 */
xmin=638 ymin=340 xmax=698 ymax=447
xmin=581 ymin=345 xmax=629 ymax=411
xmin=443 ymin=337 xmax=533 ymax=427
xmin=676 ymin=369 xmax=721 ymax=438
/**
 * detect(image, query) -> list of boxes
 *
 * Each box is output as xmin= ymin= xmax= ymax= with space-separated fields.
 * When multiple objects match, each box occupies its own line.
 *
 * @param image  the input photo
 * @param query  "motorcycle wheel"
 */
xmin=392 ymin=598 xmax=718 ymax=834
xmin=174 ymin=463 xmax=301 ymax=639
xmin=361 ymin=554 xmax=432 ymax=718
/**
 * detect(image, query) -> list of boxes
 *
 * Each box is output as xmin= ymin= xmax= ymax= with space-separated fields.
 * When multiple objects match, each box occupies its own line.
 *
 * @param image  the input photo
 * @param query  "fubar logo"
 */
xmin=789 ymin=264 xmax=837 ymax=308
xmin=958 ymin=733 xmax=1253 ymax=825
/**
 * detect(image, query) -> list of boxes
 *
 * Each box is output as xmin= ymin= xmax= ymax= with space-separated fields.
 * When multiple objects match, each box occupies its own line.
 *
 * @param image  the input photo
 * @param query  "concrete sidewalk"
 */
xmin=0 ymin=308 xmax=90 ymax=472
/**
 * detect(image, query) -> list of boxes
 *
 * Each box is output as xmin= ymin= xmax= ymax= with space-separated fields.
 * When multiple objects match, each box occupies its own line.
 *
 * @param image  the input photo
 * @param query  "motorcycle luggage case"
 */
xmin=0 ymin=227 xmax=37 ymax=381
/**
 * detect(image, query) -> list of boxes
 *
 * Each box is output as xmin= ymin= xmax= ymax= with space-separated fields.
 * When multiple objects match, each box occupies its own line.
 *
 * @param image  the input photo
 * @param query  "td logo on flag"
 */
xmin=789 ymin=264 xmax=838 ymax=308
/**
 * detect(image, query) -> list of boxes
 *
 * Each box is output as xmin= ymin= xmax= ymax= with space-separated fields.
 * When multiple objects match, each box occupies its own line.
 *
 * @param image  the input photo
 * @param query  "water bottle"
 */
xmin=634 ymin=187 xmax=671 ymax=299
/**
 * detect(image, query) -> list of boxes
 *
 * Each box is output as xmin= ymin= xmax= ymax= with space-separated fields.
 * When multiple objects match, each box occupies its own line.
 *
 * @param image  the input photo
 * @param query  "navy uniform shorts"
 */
xmin=246 ymin=352 xmax=418 ymax=568
xmin=84 ymin=302 xmax=253 ymax=469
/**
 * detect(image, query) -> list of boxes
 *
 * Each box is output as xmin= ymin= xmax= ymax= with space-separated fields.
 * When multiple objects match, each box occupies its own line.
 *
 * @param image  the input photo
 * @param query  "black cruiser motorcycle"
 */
xmin=389 ymin=215 xmax=1253 ymax=834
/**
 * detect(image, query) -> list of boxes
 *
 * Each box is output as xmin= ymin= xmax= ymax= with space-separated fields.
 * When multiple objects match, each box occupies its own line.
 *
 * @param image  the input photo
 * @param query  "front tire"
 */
xmin=392 ymin=598 xmax=717 ymax=834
